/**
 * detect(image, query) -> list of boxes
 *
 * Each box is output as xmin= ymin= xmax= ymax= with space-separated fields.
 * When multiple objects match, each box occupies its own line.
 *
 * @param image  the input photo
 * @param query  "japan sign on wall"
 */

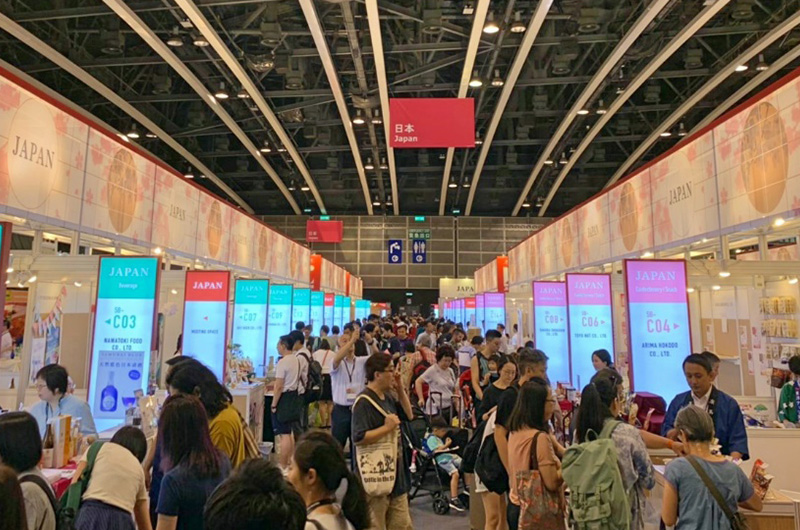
xmin=566 ymin=273 xmax=614 ymax=389
xmin=389 ymin=98 xmax=475 ymax=148
xmin=151 ymin=167 xmax=199 ymax=256
xmin=182 ymin=270 xmax=230 ymax=381
xmin=88 ymin=256 xmax=159 ymax=431
xmin=625 ymin=260 xmax=691 ymax=403
xmin=533 ymin=282 xmax=570 ymax=385
xmin=231 ymin=279 xmax=269 ymax=376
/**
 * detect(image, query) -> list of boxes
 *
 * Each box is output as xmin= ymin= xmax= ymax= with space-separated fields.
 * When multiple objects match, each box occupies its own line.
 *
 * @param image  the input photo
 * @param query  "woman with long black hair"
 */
xmin=0 ymin=464 xmax=27 ymax=530
xmin=288 ymin=431 xmax=370 ymax=530
xmin=155 ymin=394 xmax=231 ymax=530
xmin=575 ymin=369 xmax=654 ymax=530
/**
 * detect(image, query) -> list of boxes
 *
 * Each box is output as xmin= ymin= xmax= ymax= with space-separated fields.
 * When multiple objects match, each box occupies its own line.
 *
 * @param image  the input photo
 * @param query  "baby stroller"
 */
xmin=403 ymin=402 xmax=470 ymax=515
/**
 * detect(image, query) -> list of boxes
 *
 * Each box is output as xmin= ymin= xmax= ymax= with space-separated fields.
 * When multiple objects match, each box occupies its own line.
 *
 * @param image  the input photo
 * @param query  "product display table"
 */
xmin=42 ymin=463 xmax=76 ymax=499
xmin=230 ymin=382 xmax=265 ymax=443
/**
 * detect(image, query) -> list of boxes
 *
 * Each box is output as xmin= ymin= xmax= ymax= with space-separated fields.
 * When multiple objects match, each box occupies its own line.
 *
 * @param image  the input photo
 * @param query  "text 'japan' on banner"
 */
xmin=183 ymin=271 xmax=231 ymax=382
xmin=566 ymin=273 xmax=614 ymax=390
xmin=389 ymin=98 xmax=475 ymax=148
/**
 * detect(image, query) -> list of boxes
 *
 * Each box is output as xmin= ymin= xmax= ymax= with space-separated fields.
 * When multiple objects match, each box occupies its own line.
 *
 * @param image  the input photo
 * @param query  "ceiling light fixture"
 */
xmin=27 ymin=275 xmax=37 ymax=284
xmin=126 ymin=124 xmax=140 ymax=139
xmin=145 ymin=132 xmax=157 ymax=139
xmin=559 ymin=152 xmax=568 ymax=165
xmin=544 ymin=159 xmax=554 ymax=165
xmin=371 ymin=109 xmax=382 ymax=124
xmin=510 ymin=11 xmax=526 ymax=33
xmin=192 ymin=35 xmax=210 ymax=47
xmin=596 ymin=100 xmax=607 ymax=115
xmin=756 ymin=53 xmax=769 ymax=72
xmin=259 ymin=142 xmax=272 ymax=153
xmin=677 ymin=122 xmax=687 ymax=137
xmin=74 ymin=281 xmax=82 ymax=288
xmin=166 ymin=27 xmax=183 ymax=47
xmin=463 ymin=2 xmax=475 ymax=15
xmin=469 ymin=70 xmax=483 ymax=88
xmin=712 ymin=285 xmax=721 ymax=291
xmin=352 ymin=110 xmax=366 ymax=125
xmin=521 ymin=199 xmax=531 ymax=208
xmin=660 ymin=130 xmax=672 ymax=137
xmin=153 ymin=247 xmax=163 ymax=255
xmin=364 ymin=158 xmax=375 ymax=170
xmin=372 ymin=195 xmax=382 ymax=206
xmin=213 ymin=82 xmax=229 ymax=100
xmin=303 ymin=207 xmax=313 ymax=214
xmin=491 ymin=69 xmax=505 ymax=87
xmin=774 ymin=217 xmax=786 ymax=227
xmin=483 ymin=12 xmax=500 ymax=34
xmin=719 ymin=270 xmax=731 ymax=278
xmin=475 ymin=135 xmax=483 ymax=146
xmin=277 ymin=146 xmax=287 ymax=153
xmin=641 ymin=251 xmax=654 ymax=258
xmin=735 ymin=64 xmax=749 ymax=72
xmin=300 ymin=183 xmax=310 ymax=192
xmin=184 ymin=168 xmax=195 ymax=179
xmin=5 ymin=267 xmax=12 ymax=273
xmin=790 ymin=277 xmax=799 ymax=285
xmin=576 ymin=109 xmax=589 ymax=116
xmin=288 ymin=181 xmax=297 ymax=191
xmin=686 ymin=287 xmax=696 ymax=293
xmin=236 ymin=88 xmax=250 ymax=99
xmin=379 ymin=158 xmax=388 ymax=170
xmin=171 ymin=288 xmax=178 ymax=295
xmin=448 ymin=179 xmax=458 ymax=189
xmin=386 ymin=195 xmax=393 ymax=206
xmin=462 ymin=180 xmax=471 ymax=188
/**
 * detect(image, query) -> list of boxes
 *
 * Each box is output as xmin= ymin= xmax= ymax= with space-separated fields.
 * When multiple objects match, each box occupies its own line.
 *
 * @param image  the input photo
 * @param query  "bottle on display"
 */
xmin=100 ymin=371 xmax=118 ymax=412
xmin=42 ymin=422 xmax=54 ymax=468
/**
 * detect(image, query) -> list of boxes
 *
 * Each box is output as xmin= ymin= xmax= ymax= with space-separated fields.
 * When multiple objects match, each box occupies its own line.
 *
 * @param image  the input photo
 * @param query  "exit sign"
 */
xmin=408 ymin=229 xmax=431 ymax=240
xmin=414 ymin=216 xmax=426 ymax=222
xmin=320 ymin=215 xmax=331 ymax=221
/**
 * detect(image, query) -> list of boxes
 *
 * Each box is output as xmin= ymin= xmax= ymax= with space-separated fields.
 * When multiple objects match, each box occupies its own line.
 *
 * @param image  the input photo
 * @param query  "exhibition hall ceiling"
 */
xmin=1 ymin=0 xmax=798 ymax=217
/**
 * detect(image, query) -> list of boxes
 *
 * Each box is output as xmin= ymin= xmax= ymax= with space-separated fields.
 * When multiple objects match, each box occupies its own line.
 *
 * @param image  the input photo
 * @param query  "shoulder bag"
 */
xmin=686 ymin=456 xmax=750 ymax=530
xmin=275 ymin=356 xmax=303 ymax=424
xmin=517 ymin=431 xmax=564 ymax=530
xmin=352 ymin=393 xmax=398 ymax=497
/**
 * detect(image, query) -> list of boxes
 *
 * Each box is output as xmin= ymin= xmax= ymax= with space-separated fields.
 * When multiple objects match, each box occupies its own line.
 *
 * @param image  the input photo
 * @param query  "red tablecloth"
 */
xmin=50 ymin=462 xmax=77 ymax=499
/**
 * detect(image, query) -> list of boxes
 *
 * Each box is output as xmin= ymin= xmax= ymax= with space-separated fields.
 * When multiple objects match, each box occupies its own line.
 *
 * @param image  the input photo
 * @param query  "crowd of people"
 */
xmin=0 ymin=313 xmax=769 ymax=530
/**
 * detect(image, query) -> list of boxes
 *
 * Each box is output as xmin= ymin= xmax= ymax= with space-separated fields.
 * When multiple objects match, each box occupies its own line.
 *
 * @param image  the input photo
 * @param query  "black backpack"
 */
xmin=298 ymin=351 xmax=324 ymax=404
xmin=461 ymin=419 xmax=487 ymax=474
xmin=475 ymin=429 xmax=509 ymax=494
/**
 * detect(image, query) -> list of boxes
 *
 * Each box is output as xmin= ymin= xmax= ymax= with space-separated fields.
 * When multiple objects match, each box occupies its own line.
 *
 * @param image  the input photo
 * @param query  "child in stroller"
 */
xmin=424 ymin=416 xmax=466 ymax=512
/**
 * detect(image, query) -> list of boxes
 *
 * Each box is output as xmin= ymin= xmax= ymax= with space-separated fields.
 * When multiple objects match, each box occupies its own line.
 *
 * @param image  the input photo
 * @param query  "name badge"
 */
xmin=346 ymin=385 xmax=359 ymax=405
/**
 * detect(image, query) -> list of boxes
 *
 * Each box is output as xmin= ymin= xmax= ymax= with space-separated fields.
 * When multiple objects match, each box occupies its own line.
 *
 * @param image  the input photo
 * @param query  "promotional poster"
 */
xmin=533 ymin=282 xmax=570 ymax=385
xmin=310 ymin=291 xmax=324 ymax=333
xmin=182 ymin=271 xmax=231 ymax=381
xmin=625 ymin=260 xmax=691 ymax=403
xmin=566 ymin=274 xmax=614 ymax=389
xmin=323 ymin=293 xmax=335 ymax=329
xmin=88 ymin=256 xmax=159 ymax=431
xmin=231 ymin=279 xmax=269 ymax=376
xmin=465 ymin=298 xmax=476 ymax=329
xmin=334 ymin=295 xmax=345 ymax=331
xmin=484 ymin=293 xmax=506 ymax=332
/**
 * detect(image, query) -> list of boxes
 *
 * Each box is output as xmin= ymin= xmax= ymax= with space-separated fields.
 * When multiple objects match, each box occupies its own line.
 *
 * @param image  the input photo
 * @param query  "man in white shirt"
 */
xmin=497 ymin=323 xmax=510 ymax=354
xmin=509 ymin=323 xmax=520 ymax=350
xmin=329 ymin=332 xmax=363 ymax=454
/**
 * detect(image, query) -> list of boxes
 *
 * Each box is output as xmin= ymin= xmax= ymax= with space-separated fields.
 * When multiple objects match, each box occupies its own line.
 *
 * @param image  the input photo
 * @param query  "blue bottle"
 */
xmin=100 ymin=371 xmax=118 ymax=412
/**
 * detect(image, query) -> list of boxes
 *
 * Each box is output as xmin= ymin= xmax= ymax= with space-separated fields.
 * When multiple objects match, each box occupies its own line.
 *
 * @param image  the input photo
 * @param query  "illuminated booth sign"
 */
xmin=88 ymin=256 xmax=160 ymax=431
xmin=625 ymin=260 xmax=692 ymax=403
xmin=484 ymin=293 xmax=506 ymax=333
xmin=292 ymin=288 xmax=311 ymax=328
xmin=334 ymin=295 xmax=345 ymax=330
xmin=310 ymin=291 xmax=325 ymax=333
xmin=465 ymin=298 xmax=476 ymax=328
xmin=533 ymin=282 xmax=569 ymax=385
xmin=183 ymin=271 xmax=231 ymax=381
xmin=323 ymin=293 xmax=335 ymax=328
xmin=231 ymin=279 xmax=269 ymax=376
xmin=566 ymin=273 xmax=613 ymax=390
xmin=266 ymin=285 xmax=293 ymax=371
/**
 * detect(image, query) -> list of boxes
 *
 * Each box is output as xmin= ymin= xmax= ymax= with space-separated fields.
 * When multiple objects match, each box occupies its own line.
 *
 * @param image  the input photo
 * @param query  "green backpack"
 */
xmin=562 ymin=420 xmax=631 ymax=530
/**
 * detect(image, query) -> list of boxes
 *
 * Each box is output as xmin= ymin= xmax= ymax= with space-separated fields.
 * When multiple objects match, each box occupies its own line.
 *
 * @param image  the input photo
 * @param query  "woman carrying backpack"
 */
xmin=662 ymin=406 xmax=762 ymax=530
xmin=573 ymin=369 xmax=655 ymax=530
xmin=506 ymin=379 xmax=565 ymax=530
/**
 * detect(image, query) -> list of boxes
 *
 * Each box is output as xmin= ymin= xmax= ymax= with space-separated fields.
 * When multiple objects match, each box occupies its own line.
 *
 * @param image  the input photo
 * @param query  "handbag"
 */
xmin=686 ymin=456 xmax=750 ymax=530
xmin=352 ymin=394 xmax=398 ymax=497
xmin=517 ymin=432 xmax=564 ymax=530
xmin=475 ymin=410 xmax=509 ymax=494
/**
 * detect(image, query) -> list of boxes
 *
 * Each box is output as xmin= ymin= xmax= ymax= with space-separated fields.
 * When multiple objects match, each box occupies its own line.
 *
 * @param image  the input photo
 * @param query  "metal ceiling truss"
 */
xmin=464 ymin=0 xmax=554 ymax=216
xmin=173 ymin=0 xmax=328 ymax=214
xmin=606 ymin=10 xmax=800 ymax=188
xmin=538 ymin=0 xmax=731 ymax=216
xmin=365 ymin=0 xmax=400 ymax=216
xmin=102 ymin=0 xmax=301 ymax=214
xmin=298 ymin=0 xmax=372 ymax=215
xmin=0 ymin=11 xmax=253 ymax=213
xmin=438 ymin=0 xmax=491 ymax=216
xmin=510 ymin=0 xmax=673 ymax=216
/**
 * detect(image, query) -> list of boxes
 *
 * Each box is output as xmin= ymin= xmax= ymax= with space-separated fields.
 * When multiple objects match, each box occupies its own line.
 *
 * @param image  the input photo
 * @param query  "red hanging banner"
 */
xmin=389 ymin=98 xmax=475 ymax=148
xmin=306 ymin=220 xmax=343 ymax=243
xmin=310 ymin=254 xmax=322 ymax=290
